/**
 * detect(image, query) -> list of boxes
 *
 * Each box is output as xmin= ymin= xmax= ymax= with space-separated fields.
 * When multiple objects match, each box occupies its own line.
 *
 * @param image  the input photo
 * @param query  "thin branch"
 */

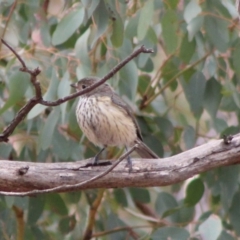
xmin=140 ymin=51 xmax=211 ymax=109
xmin=83 ymin=189 xmax=105 ymax=240
xmin=0 ymin=39 xmax=153 ymax=142
xmin=12 ymin=205 xmax=24 ymax=240
xmin=0 ymin=145 xmax=137 ymax=196
xmin=0 ymin=0 xmax=18 ymax=51
xmin=39 ymin=45 xmax=153 ymax=106
xmin=92 ymin=225 xmax=154 ymax=238
xmin=1 ymin=39 xmax=42 ymax=97
xmin=0 ymin=98 xmax=40 ymax=142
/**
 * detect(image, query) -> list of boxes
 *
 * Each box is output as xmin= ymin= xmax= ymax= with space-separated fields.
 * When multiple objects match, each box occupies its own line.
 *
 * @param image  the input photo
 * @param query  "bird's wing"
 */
xmin=110 ymin=93 xmax=143 ymax=141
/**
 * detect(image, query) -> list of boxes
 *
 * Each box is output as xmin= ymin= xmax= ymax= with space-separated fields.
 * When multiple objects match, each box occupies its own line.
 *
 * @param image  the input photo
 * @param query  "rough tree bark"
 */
xmin=0 ymin=133 xmax=239 ymax=196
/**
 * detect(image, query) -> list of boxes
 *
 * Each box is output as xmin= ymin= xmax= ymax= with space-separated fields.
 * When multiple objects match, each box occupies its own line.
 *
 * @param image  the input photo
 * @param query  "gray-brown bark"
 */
xmin=0 ymin=134 xmax=240 ymax=196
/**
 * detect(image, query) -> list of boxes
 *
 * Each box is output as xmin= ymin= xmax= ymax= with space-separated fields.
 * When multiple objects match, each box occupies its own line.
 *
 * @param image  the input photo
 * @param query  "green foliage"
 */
xmin=0 ymin=0 xmax=240 ymax=239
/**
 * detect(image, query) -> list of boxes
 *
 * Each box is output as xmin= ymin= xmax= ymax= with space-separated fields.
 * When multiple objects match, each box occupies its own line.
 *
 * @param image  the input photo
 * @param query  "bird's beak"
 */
xmin=70 ymin=82 xmax=77 ymax=88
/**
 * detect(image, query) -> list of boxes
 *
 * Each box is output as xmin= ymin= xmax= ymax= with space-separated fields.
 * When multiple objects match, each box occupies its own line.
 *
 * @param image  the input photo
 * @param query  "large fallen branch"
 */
xmin=0 ymin=134 xmax=239 ymax=196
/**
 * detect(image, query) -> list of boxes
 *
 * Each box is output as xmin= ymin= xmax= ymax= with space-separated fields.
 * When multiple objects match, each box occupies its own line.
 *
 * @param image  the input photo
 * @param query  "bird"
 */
xmin=71 ymin=77 xmax=158 ymax=170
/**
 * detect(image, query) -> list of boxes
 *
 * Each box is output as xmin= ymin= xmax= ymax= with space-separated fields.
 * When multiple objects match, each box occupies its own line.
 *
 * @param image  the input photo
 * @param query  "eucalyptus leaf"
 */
xmin=204 ymin=15 xmax=229 ymax=52
xmin=199 ymin=214 xmax=222 ymax=240
xmin=184 ymin=178 xmax=204 ymax=207
xmin=181 ymin=71 xmax=206 ymax=119
xmin=137 ymin=0 xmax=154 ymax=40
xmin=161 ymin=10 xmax=178 ymax=53
xmin=151 ymin=227 xmax=190 ymax=240
xmin=0 ymin=71 xmax=29 ymax=115
xmin=52 ymin=7 xmax=84 ymax=46
xmin=39 ymin=107 xmax=60 ymax=150
xmin=111 ymin=13 xmax=124 ymax=47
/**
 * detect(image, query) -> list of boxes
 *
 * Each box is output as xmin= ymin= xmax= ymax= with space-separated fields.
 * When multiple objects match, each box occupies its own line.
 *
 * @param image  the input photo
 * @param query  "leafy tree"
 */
xmin=0 ymin=0 xmax=240 ymax=239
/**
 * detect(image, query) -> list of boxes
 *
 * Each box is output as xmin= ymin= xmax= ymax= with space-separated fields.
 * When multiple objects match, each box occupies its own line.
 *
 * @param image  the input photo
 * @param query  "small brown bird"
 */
xmin=71 ymin=77 xmax=158 ymax=169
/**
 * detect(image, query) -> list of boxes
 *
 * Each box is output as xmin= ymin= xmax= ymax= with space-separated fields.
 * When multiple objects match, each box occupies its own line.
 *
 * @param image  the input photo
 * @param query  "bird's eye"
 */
xmin=82 ymin=84 xmax=86 ymax=89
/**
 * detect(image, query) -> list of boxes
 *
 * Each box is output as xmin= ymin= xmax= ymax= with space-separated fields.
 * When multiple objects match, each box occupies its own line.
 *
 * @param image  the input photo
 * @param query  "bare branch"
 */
xmin=0 ymin=98 xmax=40 ymax=142
xmin=0 ymin=145 xmax=137 ymax=196
xmin=0 ymin=39 xmax=153 ymax=142
xmin=39 ymin=45 xmax=153 ymax=106
xmin=0 ymin=135 xmax=239 ymax=196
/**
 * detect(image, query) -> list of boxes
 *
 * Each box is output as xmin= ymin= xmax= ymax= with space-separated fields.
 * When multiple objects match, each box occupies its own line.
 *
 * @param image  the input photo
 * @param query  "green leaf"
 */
xmin=58 ymin=215 xmax=76 ymax=234
xmin=161 ymin=58 xmax=179 ymax=91
xmin=0 ymin=71 xmax=29 ymax=115
xmin=125 ymin=13 xmax=139 ymax=39
xmin=52 ymin=7 xmax=84 ymax=46
xmin=119 ymin=60 xmax=138 ymax=100
xmin=224 ymin=80 xmax=240 ymax=109
xmin=161 ymin=10 xmax=178 ymax=53
xmin=106 ymin=213 xmax=127 ymax=239
xmin=181 ymin=71 xmax=206 ymax=119
xmin=28 ymin=226 xmax=45 ymax=239
xmin=183 ymin=0 xmax=201 ymax=23
xmin=27 ymin=196 xmax=45 ymax=224
xmin=138 ymin=74 xmax=154 ymax=97
xmin=155 ymin=117 xmax=174 ymax=139
xmin=0 ymin=143 xmax=12 ymax=158
xmin=111 ymin=13 xmax=124 ymax=47
xmin=182 ymin=125 xmax=195 ymax=150
xmin=52 ymin=129 xmax=71 ymax=160
xmin=92 ymin=0 xmax=109 ymax=45
xmin=187 ymin=15 xmax=204 ymax=41
xmin=184 ymin=178 xmax=204 ymax=206
xmin=64 ymin=192 xmax=81 ymax=204
xmin=144 ymin=134 xmax=163 ymax=157
xmin=113 ymin=189 xmax=128 ymax=207
xmin=137 ymin=0 xmax=154 ymax=40
xmin=218 ymin=166 xmax=239 ymax=210
xmin=58 ymin=72 xmax=70 ymax=123
xmin=217 ymin=231 xmax=235 ymax=240
xmin=179 ymin=33 xmax=196 ymax=63
xmin=203 ymin=78 xmax=222 ymax=119
xmin=213 ymin=118 xmax=228 ymax=133
xmin=129 ymin=188 xmax=150 ymax=203
xmin=221 ymin=1 xmax=239 ymax=18
xmin=175 ymin=203 xmax=195 ymax=224
xmin=229 ymin=190 xmax=240 ymax=235
xmin=27 ymin=70 xmax=59 ymax=119
xmin=232 ymin=42 xmax=240 ymax=79
xmin=151 ymin=227 xmax=190 ymax=240
xmin=81 ymin=0 xmax=93 ymax=8
xmin=199 ymin=214 xmax=222 ymax=240
xmin=221 ymin=126 xmax=239 ymax=137
xmin=155 ymin=192 xmax=178 ymax=217
xmin=204 ymin=15 xmax=229 ymax=52
xmin=46 ymin=194 xmax=68 ymax=216
xmin=39 ymin=107 xmax=60 ymax=150
xmin=75 ymin=28 xmax=91 ymax=70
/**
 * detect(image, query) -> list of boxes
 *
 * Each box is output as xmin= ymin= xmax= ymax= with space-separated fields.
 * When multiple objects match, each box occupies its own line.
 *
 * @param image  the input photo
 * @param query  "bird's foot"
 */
xmin=125 ymin=155 xmax=133 ymax=173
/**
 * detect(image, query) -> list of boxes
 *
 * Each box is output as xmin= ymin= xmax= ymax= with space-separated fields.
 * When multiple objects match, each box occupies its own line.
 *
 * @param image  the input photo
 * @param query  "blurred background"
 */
xmin=0 ymin=0 xmax=240 ymax=239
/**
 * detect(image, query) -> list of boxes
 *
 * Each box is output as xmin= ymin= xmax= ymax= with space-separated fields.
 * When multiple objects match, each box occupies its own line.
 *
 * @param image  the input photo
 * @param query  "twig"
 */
xmin=0 ymin=145 xmax=137 ymax=196
xmin=12 ymin=205 xmax=25 ymax=240
xmin=1 ymin=39 xmax=42 ymax=97
xmin=39 ymin=45 xmax=153 ymax=106
xmin=0 ymin=40 xmax=42 ymax=142
xmin=0 ymin=39 xmax=153 ymax=142
xmin=92 ymin=225 xmax=153 ymax=238
xmin=83 ymin=189 xmax=105 ymax=240
xmin=0 ymin=0 xmax=17 ymax=51
xmin=0 ymin=99 xmax=40 ymax=142
xmin=140 ymin=51 xmax=211 ymax=109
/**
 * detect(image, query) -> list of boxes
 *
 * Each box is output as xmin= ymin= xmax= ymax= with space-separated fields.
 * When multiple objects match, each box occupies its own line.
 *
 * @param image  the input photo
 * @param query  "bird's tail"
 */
xmin=134 ymin=139 xmax=159 ymax=159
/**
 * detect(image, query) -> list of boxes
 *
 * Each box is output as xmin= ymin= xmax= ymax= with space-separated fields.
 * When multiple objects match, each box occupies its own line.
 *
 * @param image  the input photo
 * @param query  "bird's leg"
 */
xmin=92 ymin=147 xmax=105 ymax=165
xmin=125 ymin=146 xmax=133 ymax=172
